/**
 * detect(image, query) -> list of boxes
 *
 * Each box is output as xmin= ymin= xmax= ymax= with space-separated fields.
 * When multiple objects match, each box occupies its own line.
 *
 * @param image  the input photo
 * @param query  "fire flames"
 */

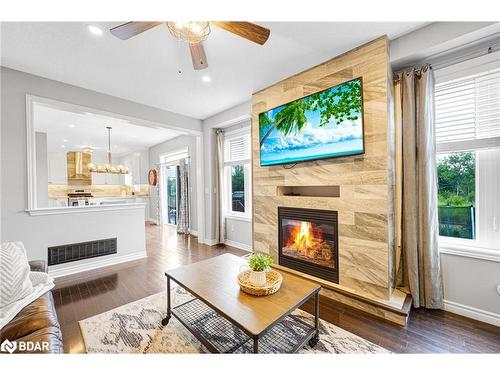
xmin=290 ymin=221 xmax=313 ymax=251
xmin=284 ymin=220 xmax=333 ymax=264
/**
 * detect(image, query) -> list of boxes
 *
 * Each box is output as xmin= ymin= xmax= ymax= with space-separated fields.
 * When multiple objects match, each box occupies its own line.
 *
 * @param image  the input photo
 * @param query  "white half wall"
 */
xmin=0 ymin=67 xmax=201 ymax=273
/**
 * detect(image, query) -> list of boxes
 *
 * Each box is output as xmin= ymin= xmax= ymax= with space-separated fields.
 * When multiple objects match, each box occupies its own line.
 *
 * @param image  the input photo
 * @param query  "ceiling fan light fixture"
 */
xmin=166 ymin=21 xmax=210 ymax=44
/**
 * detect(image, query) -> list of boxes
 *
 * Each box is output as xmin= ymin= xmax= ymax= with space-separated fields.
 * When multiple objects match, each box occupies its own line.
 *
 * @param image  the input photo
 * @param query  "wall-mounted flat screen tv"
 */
xmin=259 ymin=77 xmax=364 ymax=166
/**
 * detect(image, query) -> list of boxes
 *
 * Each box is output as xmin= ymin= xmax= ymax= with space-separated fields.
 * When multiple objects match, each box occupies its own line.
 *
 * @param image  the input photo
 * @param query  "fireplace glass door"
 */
xmin=278 ymin=207 xmax=339 ymax=283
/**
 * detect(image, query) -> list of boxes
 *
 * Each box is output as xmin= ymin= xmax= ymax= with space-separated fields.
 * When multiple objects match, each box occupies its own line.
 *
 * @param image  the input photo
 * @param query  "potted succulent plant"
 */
xmin=245 ymin=253 xmax=273 ymax=287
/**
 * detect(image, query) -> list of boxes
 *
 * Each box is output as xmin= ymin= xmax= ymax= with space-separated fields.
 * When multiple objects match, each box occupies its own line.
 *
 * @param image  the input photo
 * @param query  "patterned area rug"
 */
xmin=79 ymin=287 xmax=390 ymax=354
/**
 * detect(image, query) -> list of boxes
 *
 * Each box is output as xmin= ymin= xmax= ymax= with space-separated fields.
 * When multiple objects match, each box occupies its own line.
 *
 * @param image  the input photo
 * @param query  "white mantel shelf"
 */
xmin=26 ymin=202 xmax=147 ymax=216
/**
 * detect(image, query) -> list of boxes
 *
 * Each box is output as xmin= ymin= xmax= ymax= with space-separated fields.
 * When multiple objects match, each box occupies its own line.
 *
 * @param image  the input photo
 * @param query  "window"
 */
xmin=434 ymin=53 xmax=500 ymax=251
xmin=223 ymin=129 xmax=252 ymax=218
xmin=437 ymin=151 xmax=476 ymax=239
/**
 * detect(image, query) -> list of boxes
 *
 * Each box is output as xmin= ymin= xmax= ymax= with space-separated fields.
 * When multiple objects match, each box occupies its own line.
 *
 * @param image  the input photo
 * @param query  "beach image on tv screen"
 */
xmin=259 ymin=77 xmax=364 ymax=166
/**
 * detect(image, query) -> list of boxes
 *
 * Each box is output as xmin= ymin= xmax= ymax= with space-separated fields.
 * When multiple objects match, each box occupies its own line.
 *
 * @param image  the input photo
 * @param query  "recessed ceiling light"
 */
xmin=68 ymin=124 xmax=75 ymax=128
xmin=63 ymin=139 xmax=68 ymax=142
xmin=61 ymin=145 xmax=66 ymax=148
xmin=88 ymin=25 xmax=103 ymax=36
xmin=202 ymin=75 xmax=211 ymax=83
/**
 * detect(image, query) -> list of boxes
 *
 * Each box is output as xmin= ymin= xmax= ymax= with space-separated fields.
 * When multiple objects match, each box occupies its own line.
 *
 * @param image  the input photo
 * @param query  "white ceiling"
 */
xmin=34 ymin=103 xmax=183 ymax=155
xmin=1 ymin=22 xmax=428 ymax=119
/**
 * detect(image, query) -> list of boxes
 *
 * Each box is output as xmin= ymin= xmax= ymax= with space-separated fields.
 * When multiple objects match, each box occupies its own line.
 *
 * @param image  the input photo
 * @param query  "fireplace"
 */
xmin=278 ymin=207 xmax=339 ymax=283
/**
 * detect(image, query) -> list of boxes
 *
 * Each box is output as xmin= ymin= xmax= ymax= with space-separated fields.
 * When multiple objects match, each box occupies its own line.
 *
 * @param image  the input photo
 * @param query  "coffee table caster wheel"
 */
xmin=309 ymin=335 xmax=319 ymax=348
xmin=161 ymin=316 xmax=170 ymax=326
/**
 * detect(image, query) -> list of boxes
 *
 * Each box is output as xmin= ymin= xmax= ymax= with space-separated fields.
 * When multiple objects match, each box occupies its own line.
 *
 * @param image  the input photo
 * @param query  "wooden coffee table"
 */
xmin=162 ymin=253 xmax=321 ymax=353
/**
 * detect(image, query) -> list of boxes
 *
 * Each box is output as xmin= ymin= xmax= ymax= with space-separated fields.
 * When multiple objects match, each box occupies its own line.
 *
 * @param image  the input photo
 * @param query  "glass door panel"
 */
xmin=166 ymin=166 xmax=177 ymax=225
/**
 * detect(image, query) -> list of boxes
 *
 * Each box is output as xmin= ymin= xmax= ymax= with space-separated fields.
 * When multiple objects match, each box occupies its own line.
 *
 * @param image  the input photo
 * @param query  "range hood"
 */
xmin=67 ymin=151 xmax=92 ymax=185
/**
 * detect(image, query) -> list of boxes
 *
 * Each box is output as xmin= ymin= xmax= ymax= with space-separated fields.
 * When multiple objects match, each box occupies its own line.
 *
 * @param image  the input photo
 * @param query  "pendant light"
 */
xmin=87 ymin=126 xmax=128 ymax=174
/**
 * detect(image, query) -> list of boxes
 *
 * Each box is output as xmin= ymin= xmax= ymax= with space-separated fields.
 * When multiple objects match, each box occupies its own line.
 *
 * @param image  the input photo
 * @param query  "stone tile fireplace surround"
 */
xmin=251 ymin=37 xmax=408 ymax=324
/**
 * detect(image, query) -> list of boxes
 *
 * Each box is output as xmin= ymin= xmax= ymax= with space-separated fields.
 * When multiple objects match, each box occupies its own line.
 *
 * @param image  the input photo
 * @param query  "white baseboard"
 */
xmin=443 ymin=299 xmax=500 ymax=327
xmin=48 ymin=251 xmax=147 ymax=279
xmin=224 ymin=239 xmax=252 ymax=252
xmin=189 ymin=230 xmax=198 ymax=237
xmin=147 ymin=217 xmax=158 ymax=224
xmin=202 ymin=238 xmax=218 ymax=246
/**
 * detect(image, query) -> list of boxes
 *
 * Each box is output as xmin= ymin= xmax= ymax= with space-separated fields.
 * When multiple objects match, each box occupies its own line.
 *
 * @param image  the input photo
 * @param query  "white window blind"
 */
xmin=435 ymin=67 xmax=500 ymax=150
xmin=224 ymin=133 xmax=251 ymax=165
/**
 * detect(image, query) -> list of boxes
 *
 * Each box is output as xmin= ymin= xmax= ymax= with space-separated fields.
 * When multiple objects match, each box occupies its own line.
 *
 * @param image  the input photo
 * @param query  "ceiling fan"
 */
xmin=110 ymin=21 xmax=270 ymax=71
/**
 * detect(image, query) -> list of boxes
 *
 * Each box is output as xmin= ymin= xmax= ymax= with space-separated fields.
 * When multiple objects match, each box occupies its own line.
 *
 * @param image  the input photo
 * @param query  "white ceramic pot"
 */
xmin=249 ymin=270 xmax=267 ymax=287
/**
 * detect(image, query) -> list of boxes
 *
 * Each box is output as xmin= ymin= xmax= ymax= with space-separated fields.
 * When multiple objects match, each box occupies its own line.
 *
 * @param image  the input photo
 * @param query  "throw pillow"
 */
xmin=0 ymin=242 xmax=34 ymax=308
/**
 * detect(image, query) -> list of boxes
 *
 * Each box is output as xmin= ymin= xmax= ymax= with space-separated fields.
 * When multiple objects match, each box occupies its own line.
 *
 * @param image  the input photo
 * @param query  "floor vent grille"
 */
xmin=48 ymin=238 xmax=117 ymax=266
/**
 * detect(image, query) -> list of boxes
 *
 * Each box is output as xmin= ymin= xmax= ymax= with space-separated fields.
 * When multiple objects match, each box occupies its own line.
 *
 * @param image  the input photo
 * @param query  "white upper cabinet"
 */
xmin=92 ymin=171 xmax=106 ymax=185
xmin=48 ymin=152 xmax=67 ymax=184
xmin=87 ymin=149 xmax=149 ymax=186
xmin=119 ymin=149 xmax=149 ymax=186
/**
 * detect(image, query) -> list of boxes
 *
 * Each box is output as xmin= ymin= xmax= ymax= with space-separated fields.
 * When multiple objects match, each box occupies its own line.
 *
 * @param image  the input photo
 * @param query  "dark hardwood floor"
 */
xmin=53 ymin=223 xmax=500 ymax=354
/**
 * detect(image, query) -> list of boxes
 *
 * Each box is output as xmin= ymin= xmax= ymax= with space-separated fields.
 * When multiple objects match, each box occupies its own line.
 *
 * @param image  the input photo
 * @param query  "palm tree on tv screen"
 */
xmin=259 ymin=79 xmax=362 ymax=147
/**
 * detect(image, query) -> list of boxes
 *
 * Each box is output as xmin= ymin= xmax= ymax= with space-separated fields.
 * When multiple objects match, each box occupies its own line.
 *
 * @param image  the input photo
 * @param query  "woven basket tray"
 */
xmin=237 ymin=269 xmax=283 ymax=296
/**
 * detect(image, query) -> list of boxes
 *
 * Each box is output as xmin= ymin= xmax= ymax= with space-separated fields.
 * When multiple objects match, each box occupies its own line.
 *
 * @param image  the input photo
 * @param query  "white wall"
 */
xmin=0 ymin=67 xmax=201 ymax=275
xmin=390 ymin=22 xmax=500 ymax=69
xmin=202 ymin=104 xmax=253 ymax=249
xmin=441 ymin=253 xmax=500 ymax=326
xmin=148 ymin=135 xmax=199 ymax=232
xmin=35 ymin=132 xmax=48 ymax=207
xmin=225 ymin=217 xmax=252 ymax=251
xmin=202 ymin=125 xmax=217 ymax=242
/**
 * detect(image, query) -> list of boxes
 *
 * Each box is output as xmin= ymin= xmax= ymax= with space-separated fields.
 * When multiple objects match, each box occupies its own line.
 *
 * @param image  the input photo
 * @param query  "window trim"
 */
xmin=435 ymin=55 xmax=500 ymax=256
xmin=439 ymin=239 xmax=500 ymax=263
xmin=224 ymin=161 xmax=252 ymax=219
xmin=222 ymin=128 xmax=252 ymax=219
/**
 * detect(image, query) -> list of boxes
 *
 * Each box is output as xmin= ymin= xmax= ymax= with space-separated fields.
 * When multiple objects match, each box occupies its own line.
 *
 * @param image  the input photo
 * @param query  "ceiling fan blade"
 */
xmin=189 ymin=42 xmax=208 ymax=70
xmin=212 ymin=22 xmax=270 ymax=45
xmin=110 ymin=21 xmax=163 ymax=40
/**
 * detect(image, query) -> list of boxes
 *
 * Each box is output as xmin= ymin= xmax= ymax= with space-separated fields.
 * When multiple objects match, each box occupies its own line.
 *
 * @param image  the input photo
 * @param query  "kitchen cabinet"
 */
xmin=118 ymin=150 xmax=148 ymax=185
xmin=48 ymin=152 xmax=67 ymax=184
xmin=90 ymin=171 xmax=121 ymax=185
xmin=92 ymin=171 xmax=106 ymax=185
xmin=105 ymin=173 xmax=121 ymax=185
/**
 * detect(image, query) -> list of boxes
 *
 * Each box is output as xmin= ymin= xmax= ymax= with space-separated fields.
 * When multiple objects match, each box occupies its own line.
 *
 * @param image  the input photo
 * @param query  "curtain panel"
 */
xmin=176 ymin=159 xmax=190 ymax=234
xmin=393 ymin=65 xmax=444 ymax=308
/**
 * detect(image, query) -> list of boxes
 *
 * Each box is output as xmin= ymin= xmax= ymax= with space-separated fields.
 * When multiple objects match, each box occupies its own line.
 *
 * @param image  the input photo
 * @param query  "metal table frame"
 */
xmin=161 ymin=272 xmax=320 ymax=354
